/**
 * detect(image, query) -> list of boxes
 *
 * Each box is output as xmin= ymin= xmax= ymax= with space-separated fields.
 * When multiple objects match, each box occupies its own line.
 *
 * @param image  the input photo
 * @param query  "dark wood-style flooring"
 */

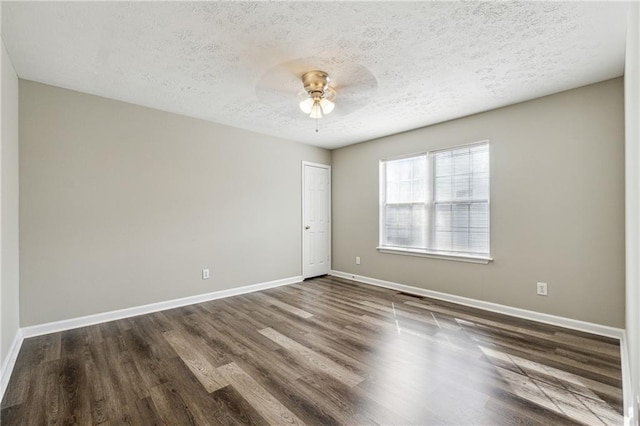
xmin=1 ymin=276 xmax=623 ymax=425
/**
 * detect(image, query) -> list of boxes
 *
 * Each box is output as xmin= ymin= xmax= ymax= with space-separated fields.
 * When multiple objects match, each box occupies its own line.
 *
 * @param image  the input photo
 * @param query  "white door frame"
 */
xmin=302 ymin=161 xmax=331 ymax=279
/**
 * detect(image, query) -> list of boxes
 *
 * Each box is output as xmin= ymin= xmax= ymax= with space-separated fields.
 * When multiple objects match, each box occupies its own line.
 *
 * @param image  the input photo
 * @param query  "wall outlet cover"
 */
xmin=537 ymin=282 xmax=548 ymax=296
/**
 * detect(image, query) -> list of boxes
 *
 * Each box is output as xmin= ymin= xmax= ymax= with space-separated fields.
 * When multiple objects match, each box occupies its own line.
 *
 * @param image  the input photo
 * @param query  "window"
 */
xmin=379 ymin=142 xmax=491 ymax=263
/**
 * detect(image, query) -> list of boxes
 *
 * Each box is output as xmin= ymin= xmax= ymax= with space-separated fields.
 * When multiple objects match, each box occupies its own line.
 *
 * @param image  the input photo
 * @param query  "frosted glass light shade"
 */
xmin=297 ymin=85 xmax=337 ymax=118
xmin=299 ymin=97 xmax=314 ymax=114
xmin=319 ymin=98 xmax=334 ymax=114
xmin=323 ymin=87 xmax=336 ymax=103
xmin=309 ymin=101 xmax=323 ymax=119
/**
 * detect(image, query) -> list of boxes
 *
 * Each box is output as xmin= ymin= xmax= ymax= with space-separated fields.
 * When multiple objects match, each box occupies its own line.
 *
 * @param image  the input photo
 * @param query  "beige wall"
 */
xmin=19 ymin=80 xmax=329 ymax=326
xmin=332 ymin=78 xmax=625 ymax=328
xmin=1 ymin=38 xmax=20 ymax=365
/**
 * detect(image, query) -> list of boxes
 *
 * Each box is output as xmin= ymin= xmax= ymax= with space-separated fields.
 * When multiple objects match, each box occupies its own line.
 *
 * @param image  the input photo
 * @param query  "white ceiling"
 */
xmin=1 ymin=1 xmax=629 ymax=149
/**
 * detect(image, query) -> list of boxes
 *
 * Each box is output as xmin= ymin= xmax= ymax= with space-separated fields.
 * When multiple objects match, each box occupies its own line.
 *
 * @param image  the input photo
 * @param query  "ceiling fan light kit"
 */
xmin=298 ymin=70 xmax=336 ymax=120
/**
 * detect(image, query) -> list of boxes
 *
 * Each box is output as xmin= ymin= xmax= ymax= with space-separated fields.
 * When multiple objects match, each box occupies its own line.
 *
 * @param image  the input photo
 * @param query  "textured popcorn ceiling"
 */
xmin=1 ymin=2 xmax=628 ymax=149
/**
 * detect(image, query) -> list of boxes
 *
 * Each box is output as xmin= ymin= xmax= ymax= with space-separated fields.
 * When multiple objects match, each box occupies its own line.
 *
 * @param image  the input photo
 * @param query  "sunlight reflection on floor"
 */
xmin=479 ymin=345 xmax=622 ymax=425
xmin=348 ymin=295 xmax=623 ymax=424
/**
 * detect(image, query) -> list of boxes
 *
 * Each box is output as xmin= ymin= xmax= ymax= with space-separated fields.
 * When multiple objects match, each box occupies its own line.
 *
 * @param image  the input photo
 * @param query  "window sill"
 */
xmin=377 ymin=246 xmax=493 ymax=264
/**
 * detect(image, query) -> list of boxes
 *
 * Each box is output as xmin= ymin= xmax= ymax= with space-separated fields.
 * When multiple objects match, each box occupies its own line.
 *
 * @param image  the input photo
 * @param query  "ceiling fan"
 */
xmin=255 ymin=57 xmax=378 ymax=125
xmin=297 ymin=70 xmax=337 ymax=119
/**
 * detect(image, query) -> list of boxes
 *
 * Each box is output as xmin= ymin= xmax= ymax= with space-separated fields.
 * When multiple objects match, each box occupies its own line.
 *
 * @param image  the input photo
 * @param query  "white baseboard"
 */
xmin=620 ymin=332 xmax=635 ymax=426
xmin=0 ymin=329 xmax=24 ymax=401
xmin=329 ymin=270 xmax=624 ymax=339
xmin=21 ymin=275 xmax=302 ymax=338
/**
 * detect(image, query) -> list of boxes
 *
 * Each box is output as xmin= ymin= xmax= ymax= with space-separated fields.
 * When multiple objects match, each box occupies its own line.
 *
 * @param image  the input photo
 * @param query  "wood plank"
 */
xmin=156 ymin=355 xmax=227 ymax=426
xmin=44 ymin=360 xmax=63 ymax=424
xmin=209 ymin=385 xmax=269 ymax=426
xmin=217 ymin=362 xmax=305 ymax=426
xmin=253 ymin=293 xmax=314 ymax=319
xmin=149 ymin=383 xmax=199 ymax=425
xmin=258 ymin=327 xmax=364 ymax=388
xmin=163 ymin=330 xmax=228 ymax=392
xmin=228 ymin=351 xmax=343 ymax=425
xmin=58 ymin=328 xmax=92 ymax=425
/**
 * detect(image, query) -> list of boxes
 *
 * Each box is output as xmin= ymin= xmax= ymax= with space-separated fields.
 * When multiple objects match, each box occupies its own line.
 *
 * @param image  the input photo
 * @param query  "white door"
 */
xmin=302 ymin=162 xmax=331 ymax=279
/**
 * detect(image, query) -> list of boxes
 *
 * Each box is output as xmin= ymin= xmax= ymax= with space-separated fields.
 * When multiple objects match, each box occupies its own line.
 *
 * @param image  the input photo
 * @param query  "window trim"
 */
xmin=379 ymin=140 xmax=492 ymax=263
xmin=376 ymin=246 xmax=493 ymax=264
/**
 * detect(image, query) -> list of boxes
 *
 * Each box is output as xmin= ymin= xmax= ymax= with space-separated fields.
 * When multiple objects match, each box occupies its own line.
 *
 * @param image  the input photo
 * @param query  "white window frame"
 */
xmin=378 ymin=141 xmax=493 ymax=264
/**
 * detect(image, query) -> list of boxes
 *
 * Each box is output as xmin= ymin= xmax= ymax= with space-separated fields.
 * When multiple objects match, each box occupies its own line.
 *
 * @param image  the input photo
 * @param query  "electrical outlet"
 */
xmin=537 ymin=282 xmax=548 ymax=296
xmin=202 ymin=268 xmax=210 ymax=280
xmin=356 ymin=256 xmax=361 ymax=265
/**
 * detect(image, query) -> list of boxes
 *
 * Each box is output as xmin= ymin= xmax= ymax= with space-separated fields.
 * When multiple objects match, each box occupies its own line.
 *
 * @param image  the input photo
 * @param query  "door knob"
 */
xmin=305 ymin=226 xmax=310 ymax=230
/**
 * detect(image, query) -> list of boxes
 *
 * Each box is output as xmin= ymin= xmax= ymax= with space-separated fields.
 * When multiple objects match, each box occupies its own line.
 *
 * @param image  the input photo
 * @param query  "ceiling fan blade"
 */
xmin=255 ymin=56 xmax=378 ymax=118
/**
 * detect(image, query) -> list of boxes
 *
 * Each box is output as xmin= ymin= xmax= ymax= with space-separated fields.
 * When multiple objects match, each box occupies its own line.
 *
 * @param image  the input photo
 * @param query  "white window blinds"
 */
xmin=380 ymin=142 xmax=490 ymax=258
xmin=432 ymin=143 xmax=489 ymax=255
xmin=382 ymin=155 xmax=427 ymax=249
